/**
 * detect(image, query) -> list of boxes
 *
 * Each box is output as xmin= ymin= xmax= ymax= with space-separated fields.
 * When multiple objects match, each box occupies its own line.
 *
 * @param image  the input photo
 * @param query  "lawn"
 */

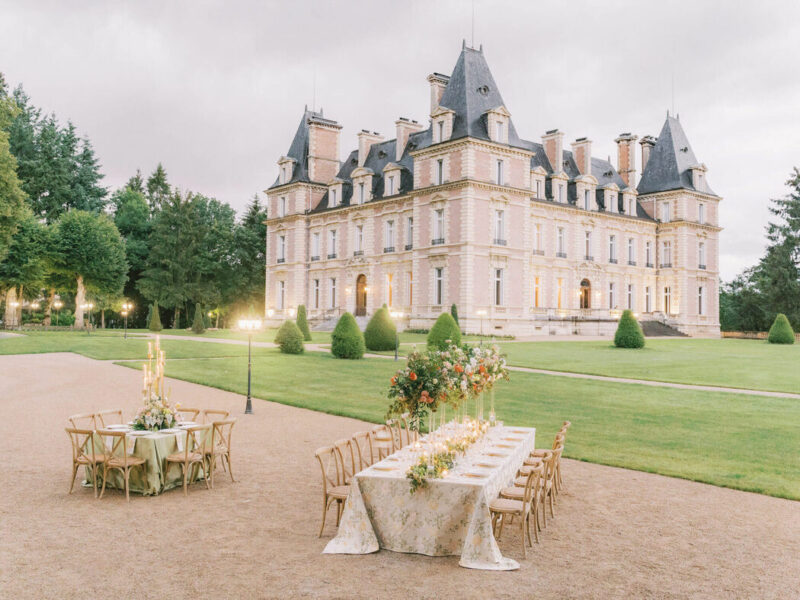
xmin=0 ymin=331 xmax=274 ymax=360
xmin=498 ymin=338 xmax=800 ymax=394
xmin=117 ymin=350 xmax=800 ymax=501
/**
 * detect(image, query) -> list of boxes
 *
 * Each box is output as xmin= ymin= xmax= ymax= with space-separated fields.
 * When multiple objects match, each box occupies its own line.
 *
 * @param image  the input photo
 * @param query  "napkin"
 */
xmin=175 ymin=430 xmax=187 ymax=452
xmin=125 ymin=434 xmax=137 ymax=455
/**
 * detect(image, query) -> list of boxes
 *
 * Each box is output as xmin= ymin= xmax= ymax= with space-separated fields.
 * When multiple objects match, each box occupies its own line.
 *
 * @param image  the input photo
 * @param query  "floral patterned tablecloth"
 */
xmin=323 ymin=425 xmax=535 ymax=570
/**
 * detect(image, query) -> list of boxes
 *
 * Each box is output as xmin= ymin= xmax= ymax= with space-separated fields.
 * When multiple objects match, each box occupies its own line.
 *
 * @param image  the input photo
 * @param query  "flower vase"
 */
xmin=478 ymin=391 xmax=484 ymax=422
xmin=489 ymin=387 xmax=496 ymax=425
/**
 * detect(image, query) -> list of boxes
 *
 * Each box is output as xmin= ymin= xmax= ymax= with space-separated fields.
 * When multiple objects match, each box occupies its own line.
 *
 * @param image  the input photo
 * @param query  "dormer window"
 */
xmin=558 ymin=184 xmax=565 ymax=203
xmin=496 ymin=122 xmax=504 ymax=142
xmin=437 ymin=121 xmax=444 ymax=143
xmin=387 ymin=175 xmax=395 ymax=196
xmin=535 ymin=180 xmax=541 ymax=198
xmin=328 ymin=188 xmax=338 ymax=208
xmin=628 ymin=197 xmax=635 ymax=216
xmin=608 ymin=194 xmax=616 ymax=212
xmin=358 ymin=182 xmax=364 ymax=204
xmin=583 ymin=190 xmax=590 ymax=210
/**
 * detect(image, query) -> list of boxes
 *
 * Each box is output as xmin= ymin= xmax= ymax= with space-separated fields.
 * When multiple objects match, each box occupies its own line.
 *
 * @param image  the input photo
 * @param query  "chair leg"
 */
xmin=497 ymin=514 xmax=505 ymax=540
xmin=202 ymin=460 xmax=211 ymax=491
xmin=521 ymin=515 xmax=527 ymax=559
xmin=182 ymin=464 xmax=189 ymax=496
xmin=91 ymin=464 xmax=99 ymax=498
xmin=319 ymin=496 xmax=332 ymax=537
xmin=69 ymin=463 xmax=78 ymax=494
xmin=124 ymin=467 xmax=130 ymax=502
xmin=532 ymin=507 xmax=539 ymax=543
xmin=549 ymin=492 xmax=554 ymax=518
xmin=99 ymin=464 xmax=109 ymax=499
xmin=226 ymin=453 xmax=235 ymax=483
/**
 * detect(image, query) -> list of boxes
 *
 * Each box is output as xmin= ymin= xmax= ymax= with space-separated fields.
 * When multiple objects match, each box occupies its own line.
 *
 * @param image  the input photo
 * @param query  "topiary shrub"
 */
xmin=275 ymin=320 xmax=304 ymax=354
xmin=364 ymin=306 xmax=397 ymax=351
xmin=148 ymin=302 xmax=163 ymax=332
xmin=427 ymin=312 xmax=462 ymax=350
xmin=296 ymin=304 xmax=312 ymax=341
xmin=614 ymin=309 xmax=645 ymax=348
xmin=191 ymin=304 xmax=206 ymax=334
xmin=767 ymin=313 xmax=795 ymax=344
xmin=450 ymin=303 xmax=459 ymax=325
xmin=331 ymin=312 xmax=365 ymax=359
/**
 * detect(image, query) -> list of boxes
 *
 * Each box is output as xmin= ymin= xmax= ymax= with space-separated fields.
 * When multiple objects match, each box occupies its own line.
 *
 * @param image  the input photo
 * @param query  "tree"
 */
xmin=148 ymin=301 xmax=163 ymax=332
xmin=450 ymin=303 xmax=459 ymax=325
xmin=275 ymin=320 xmax=304 ymax=354
xmin=228 ymin=194 xmax=267 ymax=314
xmin=191 ymin=303 xmax=206 ymax=334
xmin=51 ymin=210 xmax=127 ymax=328
xmin=146 ymin=163 xmax=170 ymax=211
xmin=72 ymin=135 xmax=107 ymax=213
xmin=767 ymin=313 xmax=795 ymax=344
xmin=126 ymin=169 xmax=144 ymax=194
xmin=364 ymin=306 xmax=397 ymax=351
xmin=427 ymin=313 xmax=461 ymax=350
xmin=112 ymin=185 xmax=151 ymax=327
xmin=296 ymin=304 xmax=311 ymax=341
xmin=614 ymin=309 xmax=645 ymax=348
xmin=0 ymin=74 xmax=26 ymax=263
xmin=331 ymin=312 xmax=365 ymax=359
xmin=0 ymin=211 xmax=48 ymax=328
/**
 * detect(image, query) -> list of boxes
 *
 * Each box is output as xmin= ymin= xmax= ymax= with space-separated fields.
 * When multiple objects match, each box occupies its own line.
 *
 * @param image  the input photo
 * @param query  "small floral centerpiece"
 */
xmin=131 ymin=335 xmax=179 ymax=431
xmin=407 ymin=450 xmax=454 ymax=494
xmin=387 ymin=350 xmax=451 ymax=432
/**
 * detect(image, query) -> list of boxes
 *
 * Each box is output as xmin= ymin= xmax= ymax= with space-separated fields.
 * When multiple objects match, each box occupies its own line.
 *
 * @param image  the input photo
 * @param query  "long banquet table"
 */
xmin=324 ymin=424 xmax=535 ymax=570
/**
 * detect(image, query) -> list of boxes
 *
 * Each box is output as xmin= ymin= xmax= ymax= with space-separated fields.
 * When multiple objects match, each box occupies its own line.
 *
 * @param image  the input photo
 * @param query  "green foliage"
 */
xmin=146 ymin=163 xmax=170 ymax=211
xmin=296 ymin=304 xmax=311 ymax=341
xmin=364 ymin=306 xmax=397 ymax=351
xmin=191 ymin=304 xmax=206 ymax=334
xmin=0 ymin=76 xmax=26 ymax=263
xmin=148 ymin=302 xmax=162 ymax=332
xmin=275 ymin=320 xmax=304 ymax=354
xmin=614 ymin=310 xmax=645 ymax=348
xmin=427 ymin=313 xmax=462 ymax=350
xmin=450 ymin=303 xmax=459 ymax=325
xmin=0 ymin=210 xmax=48 ymax=292
xmin=331 ymin=312 xmax=365 ymax=359
xmin=767 ymin=313 xmax=795 ymax=344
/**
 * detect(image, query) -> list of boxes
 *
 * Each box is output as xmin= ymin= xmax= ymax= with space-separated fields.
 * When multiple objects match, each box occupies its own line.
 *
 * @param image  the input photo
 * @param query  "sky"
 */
xmin=1 ymin=0 xmax=799 ymax=280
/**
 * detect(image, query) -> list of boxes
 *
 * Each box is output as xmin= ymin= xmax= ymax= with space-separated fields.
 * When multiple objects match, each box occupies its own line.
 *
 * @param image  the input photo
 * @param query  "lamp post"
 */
xmin=81 ymin=303 xmax=94 ymax=335
xmin=238 ymin=318 xmax=263 ymax=414
xmin=476 ymin=309 xmax=487 ymax=344
xmin=390 ymin=311 xmax=403 ymax=361
xmin=9 ymin=301 xmax=19 ymax=329
xmin=53 ymin=300 xmax=63 ymax=327
xmin=121 ymin=301 xmax=133 ymax=339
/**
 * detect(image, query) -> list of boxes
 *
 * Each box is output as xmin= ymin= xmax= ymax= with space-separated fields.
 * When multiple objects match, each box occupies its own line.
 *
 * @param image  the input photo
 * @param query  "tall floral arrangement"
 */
xmin=132 ymin=335 xmax=179 ymax=431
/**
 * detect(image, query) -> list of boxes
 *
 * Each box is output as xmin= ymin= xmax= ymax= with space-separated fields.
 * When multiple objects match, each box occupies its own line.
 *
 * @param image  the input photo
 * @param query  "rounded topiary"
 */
xmin=296 ymin=304 xmax=312 ymax=341
xmin=364 ymin=306 xmax=397 ymax=351
xmin=275 ymin=319 xmax=304 ymax=354
xmin=331 ymin=312 xmax=365 ymax=359
xmin=450 ymin=303 xmax=459 ymax=325
xmin=614 ymin=309 xmax=645 ymax=348
xmin=191 ymin=304 xmax=206 ymax=334
xmin=427 ymin=312 xmax=462 ymax=350
xmin=767 ymin=313 xmax=795 ymax=344
xmin=148 ymin=301 xmax=163 ymax=332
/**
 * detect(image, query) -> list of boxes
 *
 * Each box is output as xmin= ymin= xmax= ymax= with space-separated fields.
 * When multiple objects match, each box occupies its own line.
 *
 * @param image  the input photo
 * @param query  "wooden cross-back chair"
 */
xmin=315 ymin=445 xmax=349 ymax=537
xmin=207 ymin=419 xmax=236 ymax=488
xmin=490 ymin=463 xmax=544 ymax=558
xmin=95 ymin=430 xmax=146 ymax=502
xmin=175 ymin=407 xmax=201 ymax=422
xmin=68 ymin=413 xmax=96 ymax=430
xmin=65 ymin=427 xmax=106 ymax=498
xmin=351 ymin=430 xmax=375 ymax=470
xmin=334 ymin=438 xmax=357 ymax=485
xmin=540 ymin=447 xmax=563 ymax=527
xmin=203 ymin=409 xmax=230 ymax=423
xmin=96 ymin=409 xmax=124 ymax=428
xmin=165 ymin=424 xmax=212 ymax=496
xmin=371 ymin=424 xmax=394 ymax=459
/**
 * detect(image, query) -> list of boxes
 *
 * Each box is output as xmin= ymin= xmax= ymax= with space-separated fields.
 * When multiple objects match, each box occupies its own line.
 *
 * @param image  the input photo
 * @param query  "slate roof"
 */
xmin=268 ymin=107 xmax=329 ymax=190
xmin=637 ymin=116 xmax=717 ymax=196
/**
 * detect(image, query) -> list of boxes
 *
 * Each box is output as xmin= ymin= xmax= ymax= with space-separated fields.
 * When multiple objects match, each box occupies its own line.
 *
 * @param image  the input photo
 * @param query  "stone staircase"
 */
xmin=640 ymin=320 xmax=688 ymax=337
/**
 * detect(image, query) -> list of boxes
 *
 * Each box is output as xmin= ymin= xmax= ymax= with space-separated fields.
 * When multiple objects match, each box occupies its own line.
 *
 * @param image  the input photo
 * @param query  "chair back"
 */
xmin=68 ymin=413 xmax=97 ymax=429
xmin=176 ymin=407 xmax=201 ymax=422
xmin=203 ymin=409 xmax=230 ymax=423
xmin=210 ymin=419 xmax=236 ymax=455
xmin=388 ymin=419 xmax=404 ymax=452
xmin=551 ymin=432 xmax=565 ymax=450
xmin=561 ymin=421 xmax=572 ymax=431
xmin=351 ymin=431 xmax=375 ymax=470
xmin=545 ymin=447 xmax=562 ymax=483
xmin=96 ymin=409 xmax=124 ymax=428
xmin=521 ymin=463 xmax=544 ymax=511
xmin=399 ymin=415 xmax=418 ymax=446
xmin=65 ymin=427 xmax=99 ymax=464
xmin=315 ymin=446 xmax=344 ymax=496
xmin=333 ymin=438 xmax=357 ymax=483
xmin=95 ymin=429 xmax=135 ymax=463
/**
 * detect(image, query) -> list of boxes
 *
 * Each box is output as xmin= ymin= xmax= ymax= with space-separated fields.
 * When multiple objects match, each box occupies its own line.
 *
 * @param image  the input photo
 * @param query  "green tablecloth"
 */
xmin=84 ymin=431 xmax=205 ymax=496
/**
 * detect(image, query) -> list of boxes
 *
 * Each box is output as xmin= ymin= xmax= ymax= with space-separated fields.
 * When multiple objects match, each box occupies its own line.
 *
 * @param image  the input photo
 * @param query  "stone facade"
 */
xmin=264 ymin=45 xmax=721 ymax=337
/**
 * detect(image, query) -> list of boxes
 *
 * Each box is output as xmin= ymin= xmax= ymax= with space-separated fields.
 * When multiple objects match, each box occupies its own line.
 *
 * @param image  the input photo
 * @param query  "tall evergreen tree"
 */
xmin=72 ymin=136 xmax=107 ymax=212
xmin=146 ymin=163 xmax=170 ymax=211
xmin=229 ymin=194 xmax=267 ymax=312
xmin=126 ymin=169 xmax=145 ymax=194
xmin=0 ymin=74 xmax=27 ymax=263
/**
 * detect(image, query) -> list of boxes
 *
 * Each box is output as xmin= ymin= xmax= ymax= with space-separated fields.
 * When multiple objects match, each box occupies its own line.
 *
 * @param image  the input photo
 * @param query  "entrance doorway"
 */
xmin=355 ymin=274 xmax=367 ymax=316
xmin=580 ymin=279 xmax=591 ymax=309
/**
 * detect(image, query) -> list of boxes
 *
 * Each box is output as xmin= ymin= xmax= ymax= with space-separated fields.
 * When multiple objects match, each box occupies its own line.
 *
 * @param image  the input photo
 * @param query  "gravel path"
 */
xmin=1 ymin=352 xmax=798 ymax=599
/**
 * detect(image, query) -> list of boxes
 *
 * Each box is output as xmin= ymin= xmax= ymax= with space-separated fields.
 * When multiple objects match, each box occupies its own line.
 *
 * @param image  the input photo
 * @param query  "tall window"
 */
xmin=608 ymin=282 xmax=616 ymax=309
xmin=279 ymin=196 xmax=287 ymax=217
xmin=385 ymin=220 xmax=395 ymax=249
xmin=329 ymin=230 xmax=337 ymax=257
xmin=646 ymin=241 xmax=652 ymax=266
xmin=496 ymin=160 xmax=504 ymax=185
xmin=434 ymin=208 xmax=445 ymax=241
xmin=312 ymin=232 xmax=320 ymax=258
xmin=584 ymin=189 xmax=591 ymax=210
xmin=406 ymin=216 xmax=414 ymax=247
xmin=330 ymin=188 xmax=337 ymax=208
xmin=495 ymin=209 xmax=505 ymax=242
xmin=387 ymin=175 xmax=395 ymax=196
xmin=557 ymin=227 xmax=565 ymax=256
xmin=358 ymin=182 xmax=365 ymax=204
xmin=698 ymin=203 xmax=705 ymax=224
xmin=628 ymin=197 xmax=635 ymax=215
xmin=608 ymin=194 xmax=617 ymax=212
xmin=664 ymin=286 xmax=671 ymax=314
xmin=313 ymin=279 xmax=320 ymax=309
xmin=496 ymin=121 xmax=504 ymax=141
xmin=533 ymin=276 xmax=541 ymax=308
xmin=281 ymin=166 xmax=288 ymax=184
xmin=494 ymin=269 xmax=504 ymax=306
xmin=278 ymin=235 xmax=286 ymax=261
xmin=533 ymin=223 xmax=542 ymax=252
xmin=436 ymin=159 xmax=444 ymax=185
xmin=662 ymin=202 xmax=671 ymax=222
xmin=609 ymin=235 xmax=617 ymax=262
xmin=437 ymin=120 xmax=444 ymax=142
xmin=277 ymin=280 xmax=285 ymax=309
xmin=698 ymin=285 xmax=705 ymax=315
xmin=386 ymin=273 xmax=393 ymax=307
xmin=535 ymin=180 xmax=541 ymax=199
xmin=557 ymin=278 xmax=564 ymax=309
xmin=407 ymin=272 xmax=413 ymax=305
xmin=330 ymin=278 xmax=337 ymax=308
xmin=645 ymin=286 xmax=651 ymax=312
xmin=558 ymin=184 xmax=565 ymax=203
xmin=627 ymin=238 xmax=635 ymax=264
xmin=584 ymin=231 xmax=592 ymax=259
xmin=434 ymin=267 xmax=443 ymax=305
xmin=627 ymin=284 xmax=634 ymax=310
xmin=662 ymin=240 xmax=672 ymax=266
xmin=698 ymin=242 xmax=706 ymax=268
xmin=355 ymin=225 xmax=364 ymax=252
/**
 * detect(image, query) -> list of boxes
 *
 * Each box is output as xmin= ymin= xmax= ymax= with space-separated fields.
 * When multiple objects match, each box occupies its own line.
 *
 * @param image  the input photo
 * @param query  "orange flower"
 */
xmin=409 ymin=372 xmax=417 ymax=381
xmin=479 ymin=365 xmax=487 ymax=374
xmin=454 ymin=364 xmax=463 ymax=373
xmin=390 ymin=377 xmax=396 ymax=385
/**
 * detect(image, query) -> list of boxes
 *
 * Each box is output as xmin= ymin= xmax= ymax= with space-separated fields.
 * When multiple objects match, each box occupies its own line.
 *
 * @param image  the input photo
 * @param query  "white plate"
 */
xmin=177 ymin=421 xmax=196 ymax=426
xmin=106 ymin=424 xmax=130 ymax=430
xmin=128 ymin=430 xmax=149 ymax=436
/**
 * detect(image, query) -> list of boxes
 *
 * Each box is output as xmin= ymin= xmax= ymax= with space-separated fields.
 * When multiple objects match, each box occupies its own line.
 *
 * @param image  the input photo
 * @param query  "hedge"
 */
xmin=191 ymin=304 xmax=206 ymax=334
xmin=148 ymin=302 xmax=163 ymax=332
xmin=331 ymin=312 xmax=365 ymax=359
xmin=767 ymin=313 xmax=795 ymax=344
xmin=296 ymin=304 xmax=312 ymax=341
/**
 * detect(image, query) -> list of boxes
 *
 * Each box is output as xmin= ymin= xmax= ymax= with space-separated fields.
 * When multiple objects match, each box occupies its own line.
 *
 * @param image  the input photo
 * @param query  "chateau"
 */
xmin=264 ymin=44 xmax=721 ymax=336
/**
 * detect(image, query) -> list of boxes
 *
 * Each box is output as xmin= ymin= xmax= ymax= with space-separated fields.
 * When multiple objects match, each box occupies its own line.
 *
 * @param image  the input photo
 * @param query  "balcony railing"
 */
xmin=646 ymin=262 xmax=654 ymax=268
xmin=405 ymin=243 xmax=413 ymax=251
xmin=353 ymin=250 xmax=364 ymax=256
xmin=431 ymin=238 xmax=445 ymax=246
xmin=327 ymin=253 xmax=337 ymax=260
xmin=699 ymin=264 xmax=707 ymax=270
xmin=660 ymin=262 xmax=672 ymax=268
xmin=310 ymin=255 xmax=319 ymax=262
xmin=277 ymin=257 xmax=285 ymax=264
xmin=628 ymin=260 xmax=637 ymax=266
xmin=384 ymin=246 xmax=395 ymax=253
xmin=609 ymin=258 xmax=618 ymax=264
xmin=584 ymin=255 xmax=594 ymax=261
xmin=493 ymin=238 xmax=507 ymax=246
xmin=532 ymin=249 xmax=545 ymax=256
xmin=556 ymin=251 xmax=567 ymax=258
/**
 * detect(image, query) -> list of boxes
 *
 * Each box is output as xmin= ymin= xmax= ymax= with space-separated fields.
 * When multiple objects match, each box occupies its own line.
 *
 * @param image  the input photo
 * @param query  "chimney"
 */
xmin=427 ymin=73 xmax=450 ymax=114
xmin=571 ymin=137 xmax=592 ymax=175
xmin=357 ymin=130 xmax=384 ymax=167
xmin=542 ymin=129 xmax=565 ymax=174
xmin=395 ymin=118 xmax=425 ymax=161
xmin=307 ymin=113 xmax=342 ymax=183
xmin=640 ymin=135 xmax=656 ymax=173
xmin=615 ymin=133 xmax=638 ymax=186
